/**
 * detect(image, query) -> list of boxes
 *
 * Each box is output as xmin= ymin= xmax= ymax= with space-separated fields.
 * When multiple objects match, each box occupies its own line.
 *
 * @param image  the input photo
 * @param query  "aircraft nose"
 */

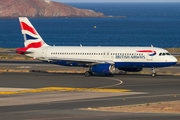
xmin=169 ymin=56 xmax=177 ymax=63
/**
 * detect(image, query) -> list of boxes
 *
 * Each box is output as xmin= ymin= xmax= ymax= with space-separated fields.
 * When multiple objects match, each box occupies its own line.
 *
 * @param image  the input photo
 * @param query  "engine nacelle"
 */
xmin=90 ymin=63 xmax=115 ymax=74
xmin=118 ymin=67 xmax=143 ymax=72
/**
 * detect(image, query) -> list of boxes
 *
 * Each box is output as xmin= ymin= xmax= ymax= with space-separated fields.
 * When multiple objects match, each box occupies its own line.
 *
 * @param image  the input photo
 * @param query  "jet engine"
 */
xmin=90 ymin=63 xmax=115 ymax=74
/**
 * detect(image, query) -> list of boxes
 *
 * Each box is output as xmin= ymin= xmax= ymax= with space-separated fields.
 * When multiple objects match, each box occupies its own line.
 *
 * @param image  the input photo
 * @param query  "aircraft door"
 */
xmin=103 ymin=51 xmax=110 ymax=58
xmin=42 ymin=48 xmax=48 ymax=57
xmin=102 ymin=51 xmax=106 ymax=58
xmin=106 ymin=51 xmax=110 ymax=58
xmin=147 ymin=53 xmax=153 ymax=61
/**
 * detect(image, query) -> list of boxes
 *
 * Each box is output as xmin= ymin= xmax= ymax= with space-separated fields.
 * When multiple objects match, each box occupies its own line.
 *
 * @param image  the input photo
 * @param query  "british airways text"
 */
xmin=116 ymin=55 xmax=145 ymax=59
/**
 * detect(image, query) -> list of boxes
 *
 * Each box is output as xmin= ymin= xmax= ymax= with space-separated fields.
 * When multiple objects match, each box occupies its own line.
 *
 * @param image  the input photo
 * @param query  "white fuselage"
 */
xmin=27 ymin=46 xmax=177 ymax=68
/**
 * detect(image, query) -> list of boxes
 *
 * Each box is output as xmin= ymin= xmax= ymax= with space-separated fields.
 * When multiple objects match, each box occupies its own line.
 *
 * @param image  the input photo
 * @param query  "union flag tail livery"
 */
xmin=16 ymin=17 xmax=49 ymax=54
xmin=16 ymin=17 xmax=177 ymax=77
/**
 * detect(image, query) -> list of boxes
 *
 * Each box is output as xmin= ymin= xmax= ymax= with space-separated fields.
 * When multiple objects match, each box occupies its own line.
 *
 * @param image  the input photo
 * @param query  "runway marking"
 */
xmin=17 ymin=66 xmax=31 ymax=68
xmin=39 ymin=87 xmax=131 ymax=92
xmin=93 ymin=77 xmax=123 ymax=89
xmin=0 ymin=87 xmax=131 ymax=95
xmin=0 ymin=89 xmax=53 ymax=94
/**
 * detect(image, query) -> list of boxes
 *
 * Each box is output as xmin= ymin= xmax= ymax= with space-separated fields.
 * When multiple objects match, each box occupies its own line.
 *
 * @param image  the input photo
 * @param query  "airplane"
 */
xmin=16 ymin=17 xmax=177 ymax=77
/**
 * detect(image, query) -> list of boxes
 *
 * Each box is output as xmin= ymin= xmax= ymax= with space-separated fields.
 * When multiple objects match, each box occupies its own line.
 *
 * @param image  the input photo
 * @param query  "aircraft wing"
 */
xmin=39 ymin=57 xmax=115 ymax=65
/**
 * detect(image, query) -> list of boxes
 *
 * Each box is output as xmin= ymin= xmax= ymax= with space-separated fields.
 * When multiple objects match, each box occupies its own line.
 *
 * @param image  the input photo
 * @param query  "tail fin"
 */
xmin=19 ymin=17 xmax=49 ymax=48
xmin=17 ymin=17 xmax=49 ymax=54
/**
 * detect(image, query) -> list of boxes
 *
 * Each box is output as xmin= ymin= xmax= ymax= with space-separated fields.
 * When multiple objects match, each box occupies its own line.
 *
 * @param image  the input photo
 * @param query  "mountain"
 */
xmin=0 ymin=0 xmax=109 ymax=18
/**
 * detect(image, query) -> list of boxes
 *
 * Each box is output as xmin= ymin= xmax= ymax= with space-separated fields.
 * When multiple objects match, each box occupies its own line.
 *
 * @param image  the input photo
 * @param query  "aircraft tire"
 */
xmin=85 ymin=71 xmax=91 ymax=77
xmin=152 ymin=73 xmax=156 ymax=77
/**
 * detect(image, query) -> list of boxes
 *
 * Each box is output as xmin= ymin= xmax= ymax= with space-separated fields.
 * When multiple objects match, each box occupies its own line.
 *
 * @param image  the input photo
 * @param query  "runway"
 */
xmin=0 ymin=72 xmax=180 ymax=120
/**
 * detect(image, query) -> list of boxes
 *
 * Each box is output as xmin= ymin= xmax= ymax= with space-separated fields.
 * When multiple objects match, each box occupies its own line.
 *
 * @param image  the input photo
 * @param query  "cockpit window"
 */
xmin=159 ymin=52 xmax=171 ymax=56
xmin=166 ymin=53 xmax=171 ymax=55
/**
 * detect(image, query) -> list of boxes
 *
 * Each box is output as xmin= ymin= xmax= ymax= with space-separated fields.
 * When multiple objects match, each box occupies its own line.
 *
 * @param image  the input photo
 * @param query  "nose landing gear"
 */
xmin=151 ymin=67 xmax=156 ymax=77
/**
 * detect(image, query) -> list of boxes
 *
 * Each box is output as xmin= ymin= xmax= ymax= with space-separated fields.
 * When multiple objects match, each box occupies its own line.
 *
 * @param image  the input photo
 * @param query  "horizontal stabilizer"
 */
xmin=16 ymin=48 xmax=33 ymax=54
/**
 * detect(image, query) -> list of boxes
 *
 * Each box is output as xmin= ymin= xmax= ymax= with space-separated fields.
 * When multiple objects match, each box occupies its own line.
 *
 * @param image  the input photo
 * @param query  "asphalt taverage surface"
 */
xmin=0 ymin=72 xmax=180 ymax=120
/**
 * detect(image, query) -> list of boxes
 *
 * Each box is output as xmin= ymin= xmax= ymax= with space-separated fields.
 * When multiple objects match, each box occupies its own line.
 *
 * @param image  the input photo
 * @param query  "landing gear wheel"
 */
xmin=89 ymin=72 xmax=93 ymax=76
xmin=151 ymin=67 xmax=157 ymax=77
xmin=152 ymin=73 xmax=156 ymax=77
xmin=85 ymin=71 xmax=91 ymax=77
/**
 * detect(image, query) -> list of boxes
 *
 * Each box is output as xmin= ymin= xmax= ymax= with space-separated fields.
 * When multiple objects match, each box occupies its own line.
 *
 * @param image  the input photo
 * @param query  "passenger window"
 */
xmin=163 ymin=53 xmax=166 ymax=56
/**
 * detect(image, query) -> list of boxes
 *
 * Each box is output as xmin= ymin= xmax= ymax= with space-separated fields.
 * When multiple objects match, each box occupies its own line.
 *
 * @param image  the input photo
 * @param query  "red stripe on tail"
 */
xmin=20 ymin=22 xmax=37 ymax=35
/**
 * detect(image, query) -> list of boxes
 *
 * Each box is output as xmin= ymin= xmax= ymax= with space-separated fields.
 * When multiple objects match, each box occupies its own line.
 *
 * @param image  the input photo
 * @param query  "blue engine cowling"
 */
xmin=91 ymin=63 xmax=115 ymax=74
xmin=118 ymin=67 xmax=143 ymax=72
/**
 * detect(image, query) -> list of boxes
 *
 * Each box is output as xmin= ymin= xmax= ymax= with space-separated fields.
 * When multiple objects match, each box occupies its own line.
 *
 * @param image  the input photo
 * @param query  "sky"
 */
xmin=51 ymin=0 xmax=180 ymax=3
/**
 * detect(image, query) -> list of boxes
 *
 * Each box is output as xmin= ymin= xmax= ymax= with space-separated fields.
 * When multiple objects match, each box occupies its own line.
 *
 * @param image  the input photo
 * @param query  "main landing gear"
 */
xmin=151 ymin=67 xmax=156 ymax=77
xmin=85 ymin=71 xmax=93 ymax=77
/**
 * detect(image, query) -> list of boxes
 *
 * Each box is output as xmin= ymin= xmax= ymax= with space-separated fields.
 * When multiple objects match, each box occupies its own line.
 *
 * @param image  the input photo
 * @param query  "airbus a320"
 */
xmin=16 ymin=17 xmax=177 ymax=77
